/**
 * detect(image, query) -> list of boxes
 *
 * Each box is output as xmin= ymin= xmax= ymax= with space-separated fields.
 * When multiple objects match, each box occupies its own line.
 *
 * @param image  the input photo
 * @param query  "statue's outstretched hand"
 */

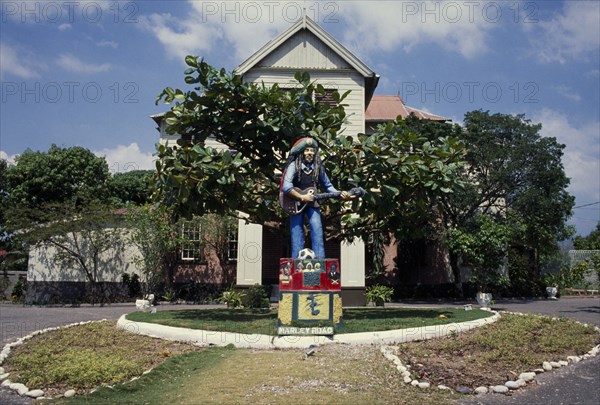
xmin=340 ymin=191 xmax=355 ymax=201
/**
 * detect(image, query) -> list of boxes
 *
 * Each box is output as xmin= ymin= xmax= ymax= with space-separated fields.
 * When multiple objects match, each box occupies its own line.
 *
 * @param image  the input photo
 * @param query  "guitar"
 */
xmin=279 ymin=187 xmax=366 ymax=215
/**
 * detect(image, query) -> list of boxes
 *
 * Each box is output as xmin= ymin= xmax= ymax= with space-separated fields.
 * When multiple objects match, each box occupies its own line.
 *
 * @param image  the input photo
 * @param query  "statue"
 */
xmin=277 ymin=137 xmax=364 ymax=336
xmin=279 ymin=137 xmax=360 ymax=258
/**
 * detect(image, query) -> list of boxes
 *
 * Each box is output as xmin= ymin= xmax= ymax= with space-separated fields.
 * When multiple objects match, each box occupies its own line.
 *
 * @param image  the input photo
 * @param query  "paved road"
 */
xmin=0 ymin=298 xmax=598 ymax=404
xmin=0 ymin=303 xmax=205 ymax=344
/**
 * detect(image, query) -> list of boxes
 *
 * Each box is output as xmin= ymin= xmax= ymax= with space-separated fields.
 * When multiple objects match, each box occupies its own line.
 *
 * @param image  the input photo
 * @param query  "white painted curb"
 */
xmin=117 ymin=310 xmax=500 ymax=349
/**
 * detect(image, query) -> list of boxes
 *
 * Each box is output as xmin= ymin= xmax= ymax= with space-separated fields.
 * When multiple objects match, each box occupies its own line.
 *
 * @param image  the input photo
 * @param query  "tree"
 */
xmin=109 ymin=170 xmax=154 ymax=206
xmin=126 ymin=206 xmax=182 ymax=297
xmin=445 ymin=214 xmax=509 ymax=291
xmin=152 ymin=57 xmax=467 ymax=245
xmin=11 ymin=203 xmax=125 ymax=303
xmin=126 ymin=206 xmax=237 ymax=298
xmin=441 ymin=111 xmax=575 ymax=276
xmin=5 ymin=145 xmax=111 ymax=210
xmin=573 ymin=222 xmax=600 ymax=250
xmin=0 ymin=159 xmax=9 ymax=248
xmin=4 ymin=146 xmax=121 ymax=303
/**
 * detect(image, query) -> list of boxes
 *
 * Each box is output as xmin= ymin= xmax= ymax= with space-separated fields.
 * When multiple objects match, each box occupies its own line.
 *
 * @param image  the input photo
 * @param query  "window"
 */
xmin=181 ymin=221 xmax=203 ymax=261
xmin=227 ymin=222 xmax=238 ymax=262
xmin=280 ymin=87 xmax=339 ymax=109
xmin=315 ymin=89 xmax=338 ymax=108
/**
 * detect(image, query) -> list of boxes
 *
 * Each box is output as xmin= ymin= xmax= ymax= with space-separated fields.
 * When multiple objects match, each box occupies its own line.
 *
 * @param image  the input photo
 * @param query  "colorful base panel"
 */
xmin=277 ymin=291 xmax=343 ymax=335
xmin=279 ymin=258 xmax=341 ymax=291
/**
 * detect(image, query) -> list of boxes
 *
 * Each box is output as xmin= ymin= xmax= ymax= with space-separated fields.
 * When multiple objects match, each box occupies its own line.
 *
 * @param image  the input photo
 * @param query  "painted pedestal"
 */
xmin=277 ymin=258 xmax=343 ymax=335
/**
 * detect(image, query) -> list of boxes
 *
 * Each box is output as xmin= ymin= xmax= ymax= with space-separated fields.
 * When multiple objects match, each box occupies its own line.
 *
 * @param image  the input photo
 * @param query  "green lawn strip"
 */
xmin=50 ymin=347 xmax=236 ymax=405
xmin=125 ymin=307 xmax=492 ymax=335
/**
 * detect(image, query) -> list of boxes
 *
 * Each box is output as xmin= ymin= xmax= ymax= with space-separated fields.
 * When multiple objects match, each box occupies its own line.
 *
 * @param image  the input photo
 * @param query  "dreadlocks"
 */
xmin=293 ymin=150 xmax=322 ymax=186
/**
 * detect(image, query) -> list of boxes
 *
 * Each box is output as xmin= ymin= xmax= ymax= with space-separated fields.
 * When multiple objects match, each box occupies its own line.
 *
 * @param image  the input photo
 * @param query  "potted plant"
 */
xmin=471 ymin=271 xmax=507 ymax=309
xmin=218 ymin=285 xmax=245 ymax=308
xmin=365 ymin=285 xmax=394 ymax=307
xmin=543 ymin=272 xmax=562 ymax=300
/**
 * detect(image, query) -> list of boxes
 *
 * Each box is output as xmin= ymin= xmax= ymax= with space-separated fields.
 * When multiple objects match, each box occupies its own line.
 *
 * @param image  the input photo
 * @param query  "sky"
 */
xmin=1 ymin=0 xmax=599 ymax=237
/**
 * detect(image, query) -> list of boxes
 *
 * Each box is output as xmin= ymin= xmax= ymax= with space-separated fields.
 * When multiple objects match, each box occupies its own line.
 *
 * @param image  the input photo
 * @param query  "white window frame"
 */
xmin=181 ymin=221 xmax=203 ymax=261
xmin=227 ymin=223 xmax=238 ymax=262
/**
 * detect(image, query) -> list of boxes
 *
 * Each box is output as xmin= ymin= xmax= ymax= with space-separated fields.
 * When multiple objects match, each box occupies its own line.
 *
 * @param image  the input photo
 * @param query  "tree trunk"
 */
xmin=449 ymin=252 xmax=464 ymax=298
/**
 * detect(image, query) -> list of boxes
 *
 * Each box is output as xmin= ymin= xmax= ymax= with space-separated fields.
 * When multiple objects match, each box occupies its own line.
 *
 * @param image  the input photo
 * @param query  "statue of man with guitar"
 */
xmin=280 ymin=137 xmax=364 ymax=259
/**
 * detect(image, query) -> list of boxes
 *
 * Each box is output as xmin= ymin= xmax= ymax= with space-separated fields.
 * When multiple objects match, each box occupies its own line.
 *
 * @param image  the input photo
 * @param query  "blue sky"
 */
xmin=1 ymin=0 xmax=598 ymax=236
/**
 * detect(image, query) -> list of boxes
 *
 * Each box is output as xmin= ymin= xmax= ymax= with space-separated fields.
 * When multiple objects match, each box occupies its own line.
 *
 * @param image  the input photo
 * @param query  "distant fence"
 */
xmin=569 ymin=250 xmax=600 ymax=286
xmin=569 ymin=250 xmax=600 ymax=267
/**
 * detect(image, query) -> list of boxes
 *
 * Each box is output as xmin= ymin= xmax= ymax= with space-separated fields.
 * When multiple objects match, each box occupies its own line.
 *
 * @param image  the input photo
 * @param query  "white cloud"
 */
xmin=138 ymin=12 xmax=221 ymax=60
xmin=58 ymin=23 xmax=72 ymax=31
xmin=56 ymin=53 xmax=111 ymax=74
xmin=534 ymin=109 xmax=600 ymax=204
xmin=338 ymin=1 xmax=496 ymax=59
xmin=587 ymin=69 xmax=600 ymax=78
xmin=553 ymin=85 xmax=581 ymax=102
xmin=0 ymin=42 xmax=40 ymax=79
xmin=93 ymin=143 xmax=155 ymax=173
xmin=532 ymin=2 xmax=600 ymax=64
xmin=138 ymin=1 xmax=293 ymax=62
xmin=96 ymin=40 xmax=118 ymax=49
xmin=0 ymin=150 xmax=18 ymax=165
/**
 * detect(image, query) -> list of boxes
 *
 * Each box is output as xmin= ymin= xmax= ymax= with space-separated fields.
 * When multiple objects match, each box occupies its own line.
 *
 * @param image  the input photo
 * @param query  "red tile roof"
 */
xmin=365 ymin=95 xmax=448 ymax=122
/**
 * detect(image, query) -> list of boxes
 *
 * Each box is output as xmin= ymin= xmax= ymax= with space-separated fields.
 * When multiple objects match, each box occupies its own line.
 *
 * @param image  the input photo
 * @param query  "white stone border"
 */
xmin=379 ymin=311 xmax=600 ymax=396
xmin=116 ymin=309 xmax=501 ymax=349
xmin=0 ymin=320 xmax=108 ymax=400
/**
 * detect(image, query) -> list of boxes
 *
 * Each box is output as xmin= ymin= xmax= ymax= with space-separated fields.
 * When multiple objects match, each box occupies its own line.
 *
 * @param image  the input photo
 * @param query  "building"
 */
xmin=153 ymin=15 xmax=448 ymax=305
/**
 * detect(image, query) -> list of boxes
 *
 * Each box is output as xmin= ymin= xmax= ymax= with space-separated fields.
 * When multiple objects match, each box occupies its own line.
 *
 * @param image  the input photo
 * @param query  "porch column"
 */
xmin=340 ymin=237 xmax=366 ymax=305
xmin=235 ymin=219 xmax=263 ymax=286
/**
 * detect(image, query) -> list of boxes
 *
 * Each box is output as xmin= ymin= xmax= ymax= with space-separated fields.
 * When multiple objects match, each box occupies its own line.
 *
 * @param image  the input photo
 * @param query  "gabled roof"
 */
xmin=365 ymin=96 xmax=448 ymax=122
xmin=234 ymin=15 xmax=379 ymax=104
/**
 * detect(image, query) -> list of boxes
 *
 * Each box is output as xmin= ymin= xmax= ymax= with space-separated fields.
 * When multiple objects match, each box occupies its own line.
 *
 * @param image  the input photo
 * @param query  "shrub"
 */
xmin=162 ymin=288 xmax=177 ymax=303
xmin=11 ymin=277 xmax=26 ymax=302
xmin=245 ymin=284 xmax=270 ymax=309
xmin=365 ymin=284 xmax=394 ymax=305
xmin=121 ymin=273 xmax=141 ymax=298
xmin=218 ymin=285 xmax=245 ymax=308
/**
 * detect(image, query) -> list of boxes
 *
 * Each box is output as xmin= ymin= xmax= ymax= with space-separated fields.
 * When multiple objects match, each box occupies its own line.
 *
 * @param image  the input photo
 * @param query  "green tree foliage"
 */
xmin=152 ymin=57 xmax=467 ymax=243
xmin=443 ymin=111 xmax=575 ymax=275
xmin=153 ymin=57 xmax=349 ymax=224
xmin=4 ymin=146 xmax=126 ymax=303
xmin=573 ymin=222 xmax=600 ymax=250
xmin=5 ymin=145 xmax=111 ymax=210
xmin=126 ymin=206 xmax=182 ymax=297
xmin=0 ymin=159 xmax=9 ymax=246
xmin=446 ymin=214 xmax=510 ymax=291
xmin=109 ymin=170 xmax=154 ymax=206
xmin=126 ymin=206 xmax=237 ymax=297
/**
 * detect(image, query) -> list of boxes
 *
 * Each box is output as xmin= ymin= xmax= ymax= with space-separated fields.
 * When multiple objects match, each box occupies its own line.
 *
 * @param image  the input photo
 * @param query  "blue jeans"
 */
xmin=290 ymin=206 xmax=325 ymax=258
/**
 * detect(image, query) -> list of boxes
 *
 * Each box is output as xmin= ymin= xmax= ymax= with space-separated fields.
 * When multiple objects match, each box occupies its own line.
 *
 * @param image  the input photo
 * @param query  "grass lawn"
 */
xmin=125 ymin=307 xmax=492 ymax=335
xmin=50 ymin=344 xmax=458 ymax=405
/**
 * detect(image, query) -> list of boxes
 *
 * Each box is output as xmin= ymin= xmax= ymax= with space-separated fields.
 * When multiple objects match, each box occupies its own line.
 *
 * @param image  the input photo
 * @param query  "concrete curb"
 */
xmin=116 ymin=310 xmax=500 ymax=349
